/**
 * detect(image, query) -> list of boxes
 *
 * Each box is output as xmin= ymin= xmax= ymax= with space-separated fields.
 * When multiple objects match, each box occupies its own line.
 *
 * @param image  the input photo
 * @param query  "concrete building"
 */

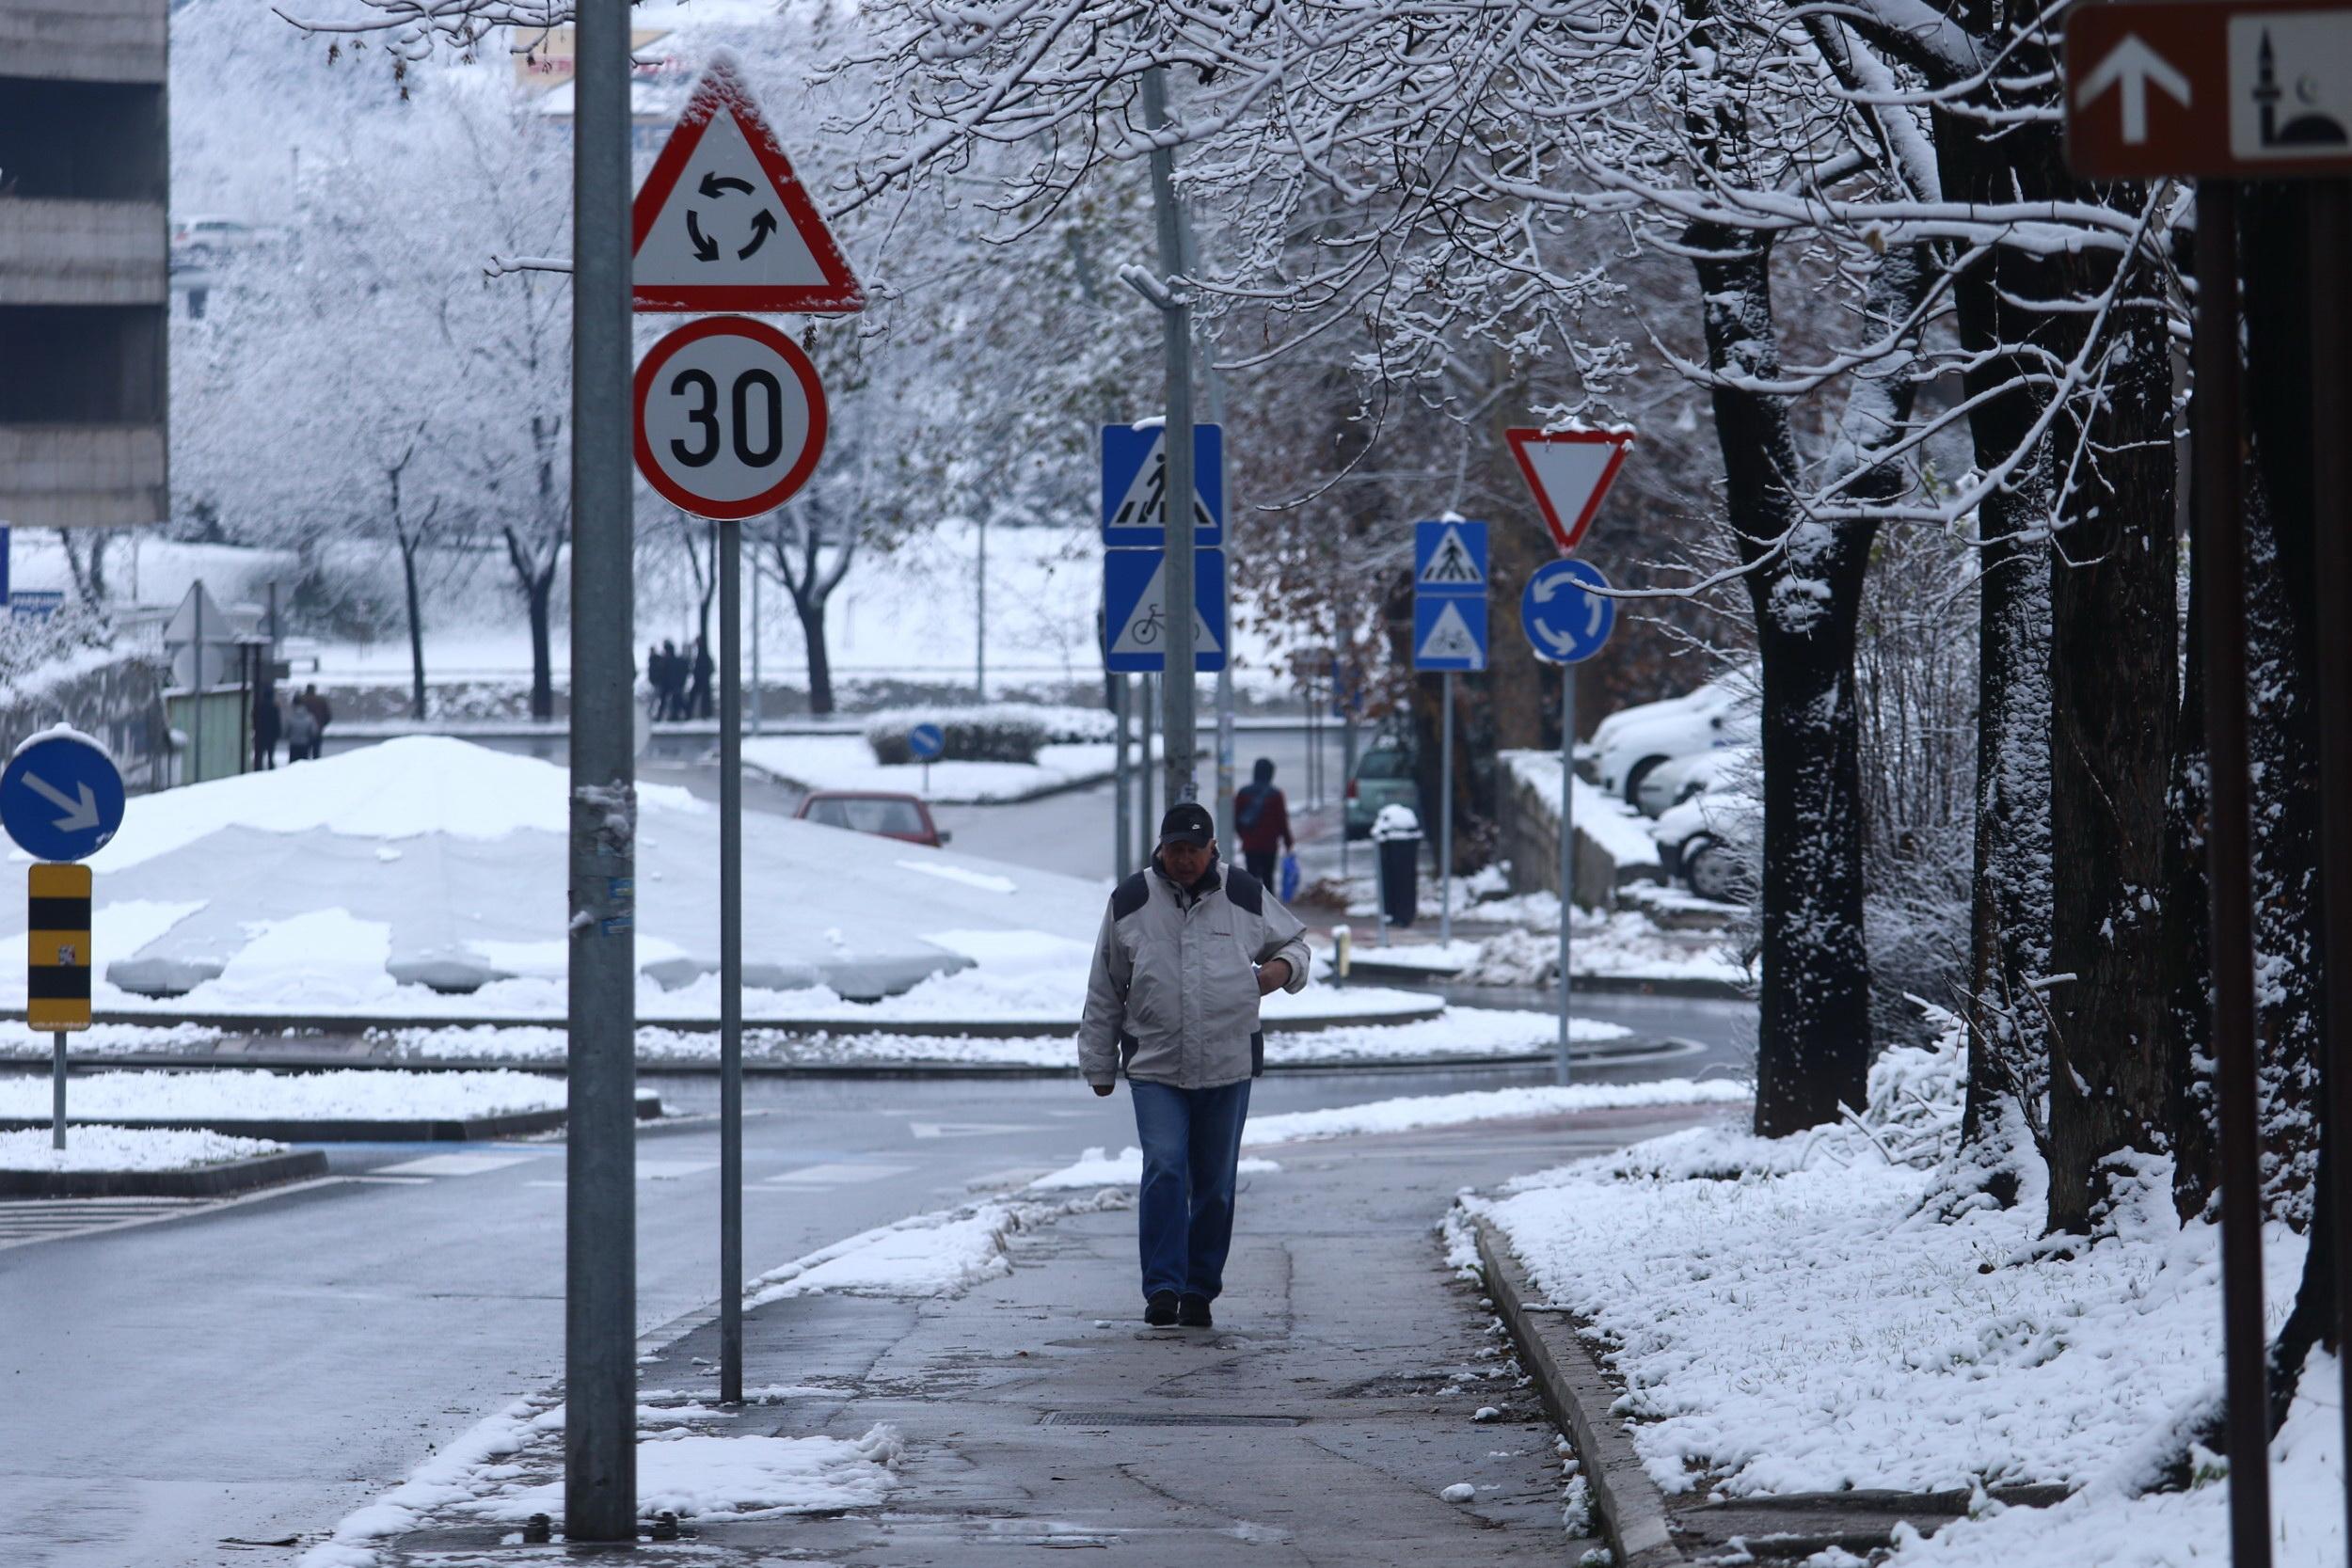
xmin=0 ymin=0 xmax=169 ymax=531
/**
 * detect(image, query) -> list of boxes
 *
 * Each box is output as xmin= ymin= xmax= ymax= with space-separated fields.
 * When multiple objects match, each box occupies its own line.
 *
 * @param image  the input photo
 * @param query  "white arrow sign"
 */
xmin=21 ymin=773 xmax=100 ymax=832
xmin=2075 ymin=34 xmax=2192 ymax=144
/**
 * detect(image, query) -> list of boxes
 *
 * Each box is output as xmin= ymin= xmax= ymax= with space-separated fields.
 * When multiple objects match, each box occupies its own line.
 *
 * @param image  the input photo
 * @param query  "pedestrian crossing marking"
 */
xmin=1107 ymin=555 xmax=1224 ymax=658
xmin=909 ymin=1121 xmax=1048 ymax=1139
xmin=765 ymin=1162 xmax=917 ymax=1185
xmin=1417 ymin=602 xmax=1484 ymax=666
xmin=1417 ymin=524 xmax=1486 ymax=588
xmin=0 ymin=1196 xmax=204 ymax=1250
xmin=376 ymin=1152 xmax=540 ymax=1178
xmin=635 ymin=1158 xmax=719 ymax=1181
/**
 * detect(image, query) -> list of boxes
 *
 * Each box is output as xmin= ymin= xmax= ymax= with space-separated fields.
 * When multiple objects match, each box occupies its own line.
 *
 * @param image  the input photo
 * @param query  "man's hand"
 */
xmin=1256 ymin=958 xmax=1293 ymax=995
xmin=1091 ymin=1082 xmax=1115 ymax=1097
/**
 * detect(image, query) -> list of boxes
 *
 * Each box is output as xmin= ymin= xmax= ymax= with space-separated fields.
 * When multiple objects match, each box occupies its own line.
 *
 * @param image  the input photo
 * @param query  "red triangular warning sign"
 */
xmin=1506 ymin=427 xmax=1635 ymax=553
xmin=632 ymin=58 xmax=864 ymax=314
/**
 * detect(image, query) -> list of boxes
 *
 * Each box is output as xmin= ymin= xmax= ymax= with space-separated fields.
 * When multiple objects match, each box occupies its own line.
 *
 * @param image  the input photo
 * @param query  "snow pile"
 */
xmin=1027 ymin=1145 xmax=1283 ymax=1191
xmin=475 ymin=1427 xmax=905 ymax=1524
xmin=1501 ymin=752 xmax=1663 ymax=872
xmin=1241 ymin=1078 xmax=1749 ymax=1148
xmin=1469 ymin=1024 xmax=2327 ymax=1561
xmin=1460 ymin=909 xmax=1746 ymax=989
xmin=0 ymin=1069 xmax=564 ymax=1123
xmin=0 ymin=1124 xmax=286 ymax=1172
xmin=743 ymin=733 xmax=1145 ymax=805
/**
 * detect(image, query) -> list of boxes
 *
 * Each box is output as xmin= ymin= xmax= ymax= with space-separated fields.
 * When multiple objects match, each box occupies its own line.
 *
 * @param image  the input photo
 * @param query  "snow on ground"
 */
xmin=1501 ymin=752 xmax=1663 ymax=873
xmin=1468 ymin=1023 xmax=2335 ymax=1565
xmin=743 ymin=735 xmax=1146 ymax=804
xmin=746 ymin=1191 xmax=1124 ymax=1306
xmin=0 ymin=1069 xmax=564 ymax=1123
xmin=1461 ymin=909 xmax=1747 ymax=989
xmin=0 ymin=1124 xmax=286 ymax=1171
xmin=1243 ymin=1079 xmax=1749 ymax=1148
xmin=298 ymin=1392 xmax=900 ymax=1567
xmin=1027 ymin=1146 xmax=1284 ymax=1190
xmin=379 ymin=1006 xmax=1604 ymax=1069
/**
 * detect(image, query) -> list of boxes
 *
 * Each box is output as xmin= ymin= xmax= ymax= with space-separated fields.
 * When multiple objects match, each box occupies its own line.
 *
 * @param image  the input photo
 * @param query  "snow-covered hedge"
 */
xmin=862 ymin=703 xmax=1114 ymax=765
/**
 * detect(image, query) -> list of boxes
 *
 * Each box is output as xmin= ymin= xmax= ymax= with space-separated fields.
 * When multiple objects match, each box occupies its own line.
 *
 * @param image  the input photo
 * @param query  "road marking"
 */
xmin=374 ymin=1152 xmax=540 ymax=1178
xmin=908 ymin=1122 xmax=1047 ymax=1139
xmin=0 ymin=1197 xmax=201 ymax=1248
xmin=764 ymin=1163 xmax=916 ymax=1186
xmin=349 ymin=1175 xmax=434 ymax=1185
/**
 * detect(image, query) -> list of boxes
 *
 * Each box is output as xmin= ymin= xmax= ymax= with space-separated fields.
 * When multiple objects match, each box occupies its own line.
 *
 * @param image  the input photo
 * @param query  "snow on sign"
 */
xmin=634 ymin=316 xmax=827 ymax=521
xmin=1103 ymin=547 xmax=1228 ymax=673
xmin=632 ymin=58 xmax=865 ymax=313
xmin=1100 ymin=423 xmax=1224 ymax=546
xmin=1505 ymin=428 xmax=1636 ymax=554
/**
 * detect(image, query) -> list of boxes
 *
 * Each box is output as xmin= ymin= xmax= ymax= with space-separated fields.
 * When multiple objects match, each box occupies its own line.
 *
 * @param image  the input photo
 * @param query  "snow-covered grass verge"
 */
xmin=299 ymin=1394 xmax=900 ymax=1567
xmin=0 ymin=1022 xmax=223 ymax=1060
xmin=742 ymin=734 xmax=1151 ymax=804
xmin=1245 ymin=1079 xmax=1750 ymax=1147
xmin=1027 ymin=1147 xmax=1285 ymax=1190
xmin=0 ymin=1068 xmax=563 ymax=1123
xmin=746 ymin=1190 xmax=1128 ymax=1306
xmin=1462 ymin=908 xmax=1747 ymax=989
xmin=0 ymin=1124 xmax=285 ymax=1172
xmin=1466 ymin=1022 xmax=2340 ymax=1566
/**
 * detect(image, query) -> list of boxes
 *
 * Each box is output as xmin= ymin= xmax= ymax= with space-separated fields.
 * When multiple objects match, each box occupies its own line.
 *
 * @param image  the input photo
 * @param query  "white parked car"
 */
xmin=1578 ymin=672 xmax=1756 ymax=805
xmin=1635 ymin=742 xmax=1756 ymax=819
xmin=1650 ymin=787 xmax=1757 ymax=903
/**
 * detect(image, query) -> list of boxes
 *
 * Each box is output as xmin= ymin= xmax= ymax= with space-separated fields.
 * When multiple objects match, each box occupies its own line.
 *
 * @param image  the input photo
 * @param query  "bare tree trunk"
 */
xmin=793 ymin=592 xmax=834 ymax=717
xmin=400 ymin=535 xmax=428 ymax=722
xmin=2042 ymin=274 xmax=2180 ymax=1233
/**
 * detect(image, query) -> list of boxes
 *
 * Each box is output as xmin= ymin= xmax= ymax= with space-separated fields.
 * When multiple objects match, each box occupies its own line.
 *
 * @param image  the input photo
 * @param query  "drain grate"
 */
xmin=1043 ymin=1411 xmax=1299 ymax=1428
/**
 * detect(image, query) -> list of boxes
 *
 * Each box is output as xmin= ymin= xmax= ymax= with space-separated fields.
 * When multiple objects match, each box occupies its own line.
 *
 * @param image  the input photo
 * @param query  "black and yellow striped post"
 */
xmin=28 ymin=863 xmax=91 ymax=1149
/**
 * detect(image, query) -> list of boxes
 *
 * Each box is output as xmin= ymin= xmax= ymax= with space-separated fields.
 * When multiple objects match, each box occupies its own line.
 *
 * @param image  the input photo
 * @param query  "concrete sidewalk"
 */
xmin=373 ymin=1107 xmax=1723 ymax=1565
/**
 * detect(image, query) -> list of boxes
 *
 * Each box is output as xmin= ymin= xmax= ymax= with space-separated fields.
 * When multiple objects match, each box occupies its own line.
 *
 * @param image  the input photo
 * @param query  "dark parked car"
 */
xmin=793 ymin=790 xmax=951 ymax=848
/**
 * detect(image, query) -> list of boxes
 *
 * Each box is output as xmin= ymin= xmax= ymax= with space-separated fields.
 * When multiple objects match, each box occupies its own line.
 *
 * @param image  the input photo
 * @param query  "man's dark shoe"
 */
xmin=1178 ymin=1293 xmax=1213 ymax=1328
xmin=1145 ymin=1291 xmax=1181 ymax=1328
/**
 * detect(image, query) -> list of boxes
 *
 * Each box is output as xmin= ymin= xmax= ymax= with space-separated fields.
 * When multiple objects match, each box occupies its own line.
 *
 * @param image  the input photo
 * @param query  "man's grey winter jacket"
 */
xmin=1078 ymin=857 xmax=1312 ymax=1090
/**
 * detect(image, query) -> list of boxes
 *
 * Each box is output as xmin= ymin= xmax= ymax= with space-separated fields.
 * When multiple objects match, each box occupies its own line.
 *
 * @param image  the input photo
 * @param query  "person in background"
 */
xmin=298 ymin=685 xmax=333 ymax=757
xmin=690 ymin=637 xmax=715 ymax=721
xmin=251 ymin=684 xmax=281 ymax=770
xmin=284 ymin=696 xmax=319 ymax=763
xmin=1232 ymin=757 xmax=1294 ymax=886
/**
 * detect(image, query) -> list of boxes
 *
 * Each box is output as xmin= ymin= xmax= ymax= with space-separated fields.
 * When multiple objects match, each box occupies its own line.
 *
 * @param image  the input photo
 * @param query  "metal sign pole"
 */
xmin=2305 ymin=176 xmax=2352 ymax=1544
xmin=191 ymin=590 xmax=204 ymax=785
xmin=51 ymin=1032 xmax=65 ymax=1150
xmin=1115 ymin=675 xmax=1132 ymax=879
xmin=1557 ymin=668 xmax=1576 ymax=1085
xmin=720 ymin=519 xmax=745 ymax=1406
xmin=1139 ymin=673 xmax=1156 ymax=863
xmin=2192 ymin=179 xmax=2274 ymax=1568
xmin=566 ymin=0 xmax=638 ymax=1539
xmin=1138 ymin=66 xmax=1197 ymax=805
xmin=750 ymin=546 xmax=763 ymax=736
xmin=1438 ymin=673 xmax=1454 ymax=949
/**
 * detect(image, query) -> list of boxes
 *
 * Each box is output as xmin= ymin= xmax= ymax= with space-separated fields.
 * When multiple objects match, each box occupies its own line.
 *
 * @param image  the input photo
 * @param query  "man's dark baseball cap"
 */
xmin=1158 ymin=802 xmax=1216 ymax=846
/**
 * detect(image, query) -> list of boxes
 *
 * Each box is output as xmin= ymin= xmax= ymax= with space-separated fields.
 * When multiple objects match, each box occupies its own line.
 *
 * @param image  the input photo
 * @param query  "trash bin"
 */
xmin=1372 ymin=804 xmax=1422 ymax=927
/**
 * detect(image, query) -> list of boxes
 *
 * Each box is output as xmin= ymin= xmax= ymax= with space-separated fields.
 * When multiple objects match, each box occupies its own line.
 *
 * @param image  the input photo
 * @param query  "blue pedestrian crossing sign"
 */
xmin=1521 ymin=560 xmax=1616 ymax=665
xmin=1102 ymin=547 xmax=1227 ymax=673
xmin=1101 ymin=423 xmax=1223 ymax=547
xmin=1412 ymin=519 xmax=1489 ymax=671
xmin=1 ymin=729 xmax=126 ymax=863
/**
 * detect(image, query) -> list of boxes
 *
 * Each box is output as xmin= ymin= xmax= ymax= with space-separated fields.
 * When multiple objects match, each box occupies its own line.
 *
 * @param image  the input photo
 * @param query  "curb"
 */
xmin=0 ymin=1096 xmax=663 ymax=1143
xmin=1474 ymin=1218 xmax=1684 ymax=1568
xmin=1342 ymin=960 xmax=1746 ymax=1002
xmin=0 ymin=1003 xmax=1446 ymax=1038
xmin=0 ymin=1148 xmax=330 ymax=1199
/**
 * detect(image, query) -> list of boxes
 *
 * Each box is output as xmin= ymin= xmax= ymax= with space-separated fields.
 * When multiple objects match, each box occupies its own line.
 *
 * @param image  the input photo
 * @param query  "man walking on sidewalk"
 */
xmin=1079 ymin=801 xmax=1312 ymax=1329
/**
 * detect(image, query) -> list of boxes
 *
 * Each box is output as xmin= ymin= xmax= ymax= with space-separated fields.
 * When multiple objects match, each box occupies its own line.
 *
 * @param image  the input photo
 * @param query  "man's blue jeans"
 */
xmin=1130 ymin=1078 xmax=1253 ymax=1302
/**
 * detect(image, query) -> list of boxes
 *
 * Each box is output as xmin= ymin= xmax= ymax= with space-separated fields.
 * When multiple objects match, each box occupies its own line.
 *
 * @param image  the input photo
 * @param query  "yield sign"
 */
xmin=632 ymin=58 xmax=864 ymax=313
xmin=1505 ymin=428 xmax=1636 ymax=554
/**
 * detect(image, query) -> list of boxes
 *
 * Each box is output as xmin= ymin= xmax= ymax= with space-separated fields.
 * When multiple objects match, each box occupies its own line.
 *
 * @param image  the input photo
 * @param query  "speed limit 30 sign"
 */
xmin=633 ymin=315 xmax=828 ymax=520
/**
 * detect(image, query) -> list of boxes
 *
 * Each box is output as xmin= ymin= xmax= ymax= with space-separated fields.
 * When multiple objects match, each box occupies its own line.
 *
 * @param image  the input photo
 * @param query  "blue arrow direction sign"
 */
xmin=1413 ymin=519 xmax=1488 ymax=597
xmin=1101 ymin=424 xmax=1224 ymax=547
xmin=1413 ymin=595 xmax=1488 ymax=672
xmin=1521 ymin=559 xmax=1616 ymax=665
xmin=1103 ymin=547 xmax=1227 ymax=673
xmin=1 ymin=731 xmax=126 ymax=863
xmin=908 ymin=721 xmax=946 ymax=761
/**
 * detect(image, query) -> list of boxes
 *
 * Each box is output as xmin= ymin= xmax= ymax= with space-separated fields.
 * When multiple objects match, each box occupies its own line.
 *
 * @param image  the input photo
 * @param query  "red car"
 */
xmin=793 ymin=789 xmax=950 ymax=847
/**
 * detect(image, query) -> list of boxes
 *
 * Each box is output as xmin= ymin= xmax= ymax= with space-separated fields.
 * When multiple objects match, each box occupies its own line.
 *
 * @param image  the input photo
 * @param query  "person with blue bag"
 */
xmin=1232 ymin=757 xmax=1294 ymax=890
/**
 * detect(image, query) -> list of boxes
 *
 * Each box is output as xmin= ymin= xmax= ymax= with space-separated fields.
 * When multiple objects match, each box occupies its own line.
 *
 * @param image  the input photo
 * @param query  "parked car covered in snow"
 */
xmin=1635 ymin=743 xmax=1757 ymax=820
xmin=1578 ymin=672 xmax=1756 ymax=805
xmin=1343 ymin=739 xmax=1422 ymax=840
xmin=1649 ymin=787 xmax=1757 ymax=902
